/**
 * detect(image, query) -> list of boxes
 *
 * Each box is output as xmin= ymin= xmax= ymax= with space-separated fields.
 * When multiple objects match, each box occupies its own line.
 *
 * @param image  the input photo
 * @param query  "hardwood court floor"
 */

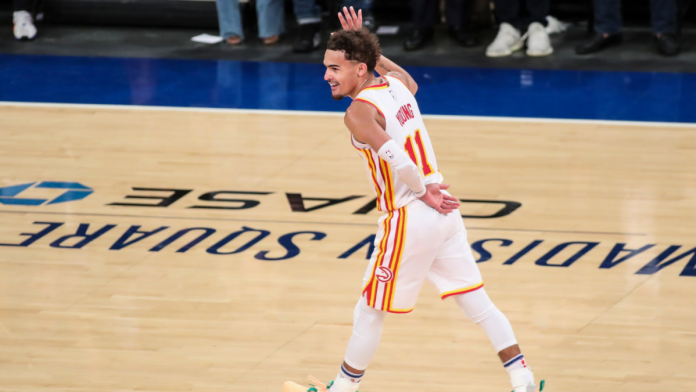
xmin=1 ymin=104 xmax=695 ymax=392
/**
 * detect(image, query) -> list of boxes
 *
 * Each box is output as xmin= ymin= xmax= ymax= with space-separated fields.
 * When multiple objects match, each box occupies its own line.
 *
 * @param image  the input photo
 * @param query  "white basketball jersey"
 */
xmin=351 ymin=75 xmax=444 ymax=212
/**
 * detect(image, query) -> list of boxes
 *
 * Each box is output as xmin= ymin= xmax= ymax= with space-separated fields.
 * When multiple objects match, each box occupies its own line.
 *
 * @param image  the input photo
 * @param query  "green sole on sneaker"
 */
xmin=510 ymin=379 xmax=545 ymax=392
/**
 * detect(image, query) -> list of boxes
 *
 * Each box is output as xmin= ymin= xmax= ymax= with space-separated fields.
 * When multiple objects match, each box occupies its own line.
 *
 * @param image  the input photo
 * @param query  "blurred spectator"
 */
xmin=293 ymin=1 xmax=375 ymax=53
xmin=486 ymin=0 xmax=552 ymax=57
xmin=404 ymin=0 xmax=478 ymax=51
xmin=575 ymin=0 xmax=680 ymax=56
xmin=13 ymin=0 xmax=37 ymax=40
xmin=216 ymin=0 xmax=284 ymax=45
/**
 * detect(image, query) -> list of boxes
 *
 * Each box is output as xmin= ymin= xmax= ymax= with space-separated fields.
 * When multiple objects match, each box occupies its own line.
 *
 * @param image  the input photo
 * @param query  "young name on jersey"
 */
xmin=395 ymin=104 xmax=415 ymax=127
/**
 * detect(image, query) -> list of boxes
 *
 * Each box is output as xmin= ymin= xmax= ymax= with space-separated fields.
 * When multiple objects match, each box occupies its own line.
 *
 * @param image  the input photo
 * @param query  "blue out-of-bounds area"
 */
xmin=1 ymin=53 xmax=695 ymax=123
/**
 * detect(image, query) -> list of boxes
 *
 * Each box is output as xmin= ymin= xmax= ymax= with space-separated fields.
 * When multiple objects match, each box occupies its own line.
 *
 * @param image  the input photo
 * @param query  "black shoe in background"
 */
xmin=293 ymin=23 xmax=321 ymax=53
xmin=655 ymin=33 xmax=681 ymax=56
xmin=449 ymin=26 xmax=478 ymax=47
xmin=575 ymin=33 xmax=622 ymax=55
xmin=403 ymin=28 xmax=433 ymax=51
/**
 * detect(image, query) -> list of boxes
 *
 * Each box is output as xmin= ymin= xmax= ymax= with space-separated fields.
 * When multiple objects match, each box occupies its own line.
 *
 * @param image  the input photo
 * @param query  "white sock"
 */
xmin=329 ymin=369 xmax=361 ymax=392
xmin=503 ymin=353 xmax=528 ymax=375
xmin=338 ymin=364 xmax=364 ymax=384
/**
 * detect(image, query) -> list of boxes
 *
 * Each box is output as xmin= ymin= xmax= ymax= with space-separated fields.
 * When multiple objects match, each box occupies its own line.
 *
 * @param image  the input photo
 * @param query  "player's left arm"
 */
xmin=374 ymin=56 xmax=418 ymax=96
xmin=336 ymin=7 xmax=418 ymax=95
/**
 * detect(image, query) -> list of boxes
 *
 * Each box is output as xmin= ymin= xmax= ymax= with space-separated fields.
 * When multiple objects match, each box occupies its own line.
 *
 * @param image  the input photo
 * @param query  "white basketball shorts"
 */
xmin=361 ymin=199 xmax=483 ymax=314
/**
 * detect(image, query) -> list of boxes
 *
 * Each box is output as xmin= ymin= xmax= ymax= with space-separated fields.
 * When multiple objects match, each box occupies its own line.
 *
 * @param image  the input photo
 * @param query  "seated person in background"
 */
xmin=13 ymin=0 xmax=37 ymax=40
xmin=293 ymin=0 xmax=375 ymax=52
xmin=486 ymin=0 xmax=552 ymax=57
xmin=404 ymin=0 xmax=478 ymax=51
xmin=575 ymin=0 xmax=680 ymax=56
xmin=216 ymin=0 xmax=284 ymax=45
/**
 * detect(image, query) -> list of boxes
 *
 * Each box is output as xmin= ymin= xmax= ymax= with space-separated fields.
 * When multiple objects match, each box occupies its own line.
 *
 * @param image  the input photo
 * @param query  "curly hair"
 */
xmin=327 ymin=28 xmax=382 ymax=72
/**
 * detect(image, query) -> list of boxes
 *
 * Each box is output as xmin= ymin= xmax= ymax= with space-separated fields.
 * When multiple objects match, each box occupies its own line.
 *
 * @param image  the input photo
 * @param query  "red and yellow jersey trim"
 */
xmin=362 ymin=206 xmax=409 ymax=314
xmin=377 ymin=158 xmax=396 ymax=211
xmin=360 ymin=81 xmax=388 ymax=92
xmin=362 ymin=150 xmax=383 ymax=211
xmin=441 ymin=282 xmax=484 ymax=300
xmin=383 ymin=207 xmax=407 ymax=312
xmin=355 ymin=98 xmax=384 ymax=118
xmin=363 ymin=210 xmax=395 ymax=304
xmin=387 ymin=307 xmax=414 ymax=314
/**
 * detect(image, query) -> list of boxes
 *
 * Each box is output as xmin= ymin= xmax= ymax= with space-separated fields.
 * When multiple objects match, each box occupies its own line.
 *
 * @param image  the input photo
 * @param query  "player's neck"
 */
xmin=348 ymin=75 xmax=384 ymax=100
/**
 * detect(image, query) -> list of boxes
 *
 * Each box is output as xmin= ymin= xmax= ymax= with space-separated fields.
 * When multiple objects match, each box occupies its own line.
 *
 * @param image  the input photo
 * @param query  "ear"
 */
xmin=357 ymin=63 xmax=368 ymax=77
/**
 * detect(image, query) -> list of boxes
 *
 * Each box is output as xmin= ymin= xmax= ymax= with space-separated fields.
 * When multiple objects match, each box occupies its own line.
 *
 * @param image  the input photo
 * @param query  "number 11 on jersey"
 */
xmin=403 ymin=129 xmax=434 ymax=177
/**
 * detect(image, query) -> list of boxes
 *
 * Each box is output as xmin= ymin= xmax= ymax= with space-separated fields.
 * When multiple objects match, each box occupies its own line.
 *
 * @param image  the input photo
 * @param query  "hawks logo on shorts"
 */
xmin=376 ymin=266 xmax=394 ymax=283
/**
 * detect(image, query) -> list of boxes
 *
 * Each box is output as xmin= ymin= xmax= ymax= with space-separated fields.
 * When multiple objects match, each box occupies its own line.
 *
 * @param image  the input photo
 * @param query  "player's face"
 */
xmin=324 ymin=50 xmax=360 ymax=101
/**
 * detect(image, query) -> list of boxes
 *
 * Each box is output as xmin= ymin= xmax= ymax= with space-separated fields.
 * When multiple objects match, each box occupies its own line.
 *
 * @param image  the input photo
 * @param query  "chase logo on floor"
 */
xmin=0 ymin=182 xmax=93 ymax=206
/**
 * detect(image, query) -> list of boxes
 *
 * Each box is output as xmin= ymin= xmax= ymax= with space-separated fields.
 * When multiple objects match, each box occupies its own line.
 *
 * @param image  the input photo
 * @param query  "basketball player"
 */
xmin=287 ymin=7 xmax=540 ymax=392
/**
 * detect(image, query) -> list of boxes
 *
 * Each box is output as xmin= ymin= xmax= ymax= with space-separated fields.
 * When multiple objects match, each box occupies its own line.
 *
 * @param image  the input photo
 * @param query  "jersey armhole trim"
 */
xmin=355 ymin=98 xmax=385 ymax=119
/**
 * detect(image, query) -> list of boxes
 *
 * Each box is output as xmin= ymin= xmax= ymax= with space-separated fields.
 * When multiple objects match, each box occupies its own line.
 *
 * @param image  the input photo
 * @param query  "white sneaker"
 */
xmin=13 ymin=11 xmax=37 ymax=40
xmin=526 ymin=22 xmax=553 ymax=56
xmin=510 ymin=368 xmax=537 ymax=392
xmin=486 ymin=23 xmax=523 ymax=57
xmin=545 ymin=15 xmax=569 ymax=35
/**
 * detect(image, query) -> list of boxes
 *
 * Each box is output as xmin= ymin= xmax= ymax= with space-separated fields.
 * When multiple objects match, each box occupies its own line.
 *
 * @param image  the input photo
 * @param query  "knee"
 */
xmin=453 ymin=288 xmax=497 ymax=324
xmin=353 ymin=297 xmax=387 ymax=327
xmin=468 ymin=303 xmax=499 ymax=324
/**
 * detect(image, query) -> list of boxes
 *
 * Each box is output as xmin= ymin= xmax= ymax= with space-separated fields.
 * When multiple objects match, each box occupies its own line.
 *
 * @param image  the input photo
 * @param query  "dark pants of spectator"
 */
xmin=14 ymin=0 xmax=36 ymax=11
xmin=494 ymin=0 xmax=548 ymax=30
xmin=593 ymin=0 xmax=677 ymax=35
xmin=411 ymin=0 xmax=469 ymax=30
xmin=294 ymin=0 xmax=372 ymax=25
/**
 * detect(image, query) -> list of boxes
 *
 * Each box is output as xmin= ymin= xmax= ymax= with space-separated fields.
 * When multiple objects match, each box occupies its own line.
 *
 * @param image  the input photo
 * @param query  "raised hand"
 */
xmin=338 ymin=6 xmax=362 ymax=31
xmin=418 ymin=183 xmax=461 ymax=214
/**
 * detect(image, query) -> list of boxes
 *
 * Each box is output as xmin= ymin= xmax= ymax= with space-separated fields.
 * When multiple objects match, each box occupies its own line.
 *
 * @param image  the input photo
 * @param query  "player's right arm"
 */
xmin=345 ymin=102 xmax=459 ymax=214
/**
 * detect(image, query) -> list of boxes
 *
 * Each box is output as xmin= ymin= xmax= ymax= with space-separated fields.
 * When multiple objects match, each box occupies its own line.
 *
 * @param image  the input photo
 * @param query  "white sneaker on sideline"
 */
xmin=526 ymin=22 xmax=553 ymax=56
xmin=13 ymin=11 xmax=37 ymax=40
xmin=485 ymin=23 xmax=523 ymax=57
xmin=545 ymin=15 xmax=569 ymax=34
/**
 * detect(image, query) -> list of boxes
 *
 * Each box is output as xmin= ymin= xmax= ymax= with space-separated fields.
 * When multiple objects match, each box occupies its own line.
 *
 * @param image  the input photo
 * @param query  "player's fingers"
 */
xmin=442 ymin=202 xmax=459 ymax=209
xmin=439 ymin=183 xmax=451 ymax=190
xmin=346 ymin=7 xmax=356 ymax=28
xmin=443 ymin=200 xmax=460 ymax=207
xmin=338 ymin=13 xmax=349 ymax=29
xmin=350 ymin=7 xmax=360 ymax=26
xmin=442 ymin=194 xmax=458 ymax=202
xmin=342 ymin=7 xmax=353 ymax=28
xmin=439 ymin=206 xmax=456 ymax=214
xmin=358 ymin=9 xmax=362 ymax=26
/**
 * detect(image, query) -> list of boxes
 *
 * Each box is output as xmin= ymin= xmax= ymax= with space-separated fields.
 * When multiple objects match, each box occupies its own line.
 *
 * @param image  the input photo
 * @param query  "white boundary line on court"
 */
xmin=2 ymin=101 xmax=695 ymax=129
